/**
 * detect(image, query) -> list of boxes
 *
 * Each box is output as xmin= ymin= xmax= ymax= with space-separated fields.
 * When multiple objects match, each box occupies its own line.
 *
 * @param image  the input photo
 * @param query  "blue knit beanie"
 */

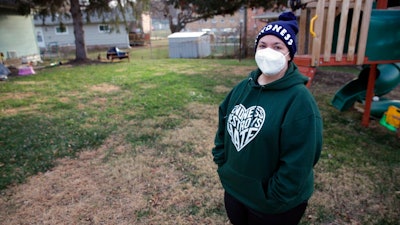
xmin=254 ymin=12 xmax=298 ymax=61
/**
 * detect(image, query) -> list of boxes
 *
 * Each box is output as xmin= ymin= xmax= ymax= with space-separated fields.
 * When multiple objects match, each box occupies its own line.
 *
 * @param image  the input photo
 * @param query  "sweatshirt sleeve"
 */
xmin=212 ymin=107 xmax=226 ymax=166
xmin=266 ymin=106 xmax=323 ymax=206
xmin=212 ymin=91 xmax=233 ymax=167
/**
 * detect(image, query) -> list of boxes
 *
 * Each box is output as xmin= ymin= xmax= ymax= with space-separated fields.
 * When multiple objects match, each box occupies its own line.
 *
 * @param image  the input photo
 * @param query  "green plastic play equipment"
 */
xmin=331 ymin=9 xmax=400 ymax=61
xmin=331 ymin=8 xmax=400 ymax=118
xmin=365 ymin=10 xmax=400 ymax=61
xmin=331 ymin=63 xmax=400 ymax=114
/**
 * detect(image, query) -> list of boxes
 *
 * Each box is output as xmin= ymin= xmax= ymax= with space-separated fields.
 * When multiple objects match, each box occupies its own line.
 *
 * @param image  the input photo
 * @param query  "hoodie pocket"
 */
xmin=217 ymin=164 xmax=277 ymax=211
xmin=218 ymin=164 xmax=290 ymax=213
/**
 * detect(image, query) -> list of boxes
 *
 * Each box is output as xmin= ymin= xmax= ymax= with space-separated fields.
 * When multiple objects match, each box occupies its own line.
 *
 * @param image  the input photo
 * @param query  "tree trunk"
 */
xmin=70 ymin=0 xmax=89 ymax=62
xmin=168 ymin=15 xmax=184 ymax=33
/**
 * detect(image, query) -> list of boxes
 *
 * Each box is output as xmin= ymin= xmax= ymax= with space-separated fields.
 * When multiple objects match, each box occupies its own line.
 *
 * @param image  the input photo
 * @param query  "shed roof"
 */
xmin=168 ymin=32 xmax=207 ymax=39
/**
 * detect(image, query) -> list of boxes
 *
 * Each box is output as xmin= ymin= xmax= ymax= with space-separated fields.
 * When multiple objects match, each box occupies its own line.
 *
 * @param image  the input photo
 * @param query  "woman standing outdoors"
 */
xmin=212 ymin=11 xmax=323 ymax=225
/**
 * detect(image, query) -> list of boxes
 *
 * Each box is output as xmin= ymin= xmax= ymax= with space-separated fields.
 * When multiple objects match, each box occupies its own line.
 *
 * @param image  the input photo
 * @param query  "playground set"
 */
xmin=290 ymin=0 xmax=400 ymax=134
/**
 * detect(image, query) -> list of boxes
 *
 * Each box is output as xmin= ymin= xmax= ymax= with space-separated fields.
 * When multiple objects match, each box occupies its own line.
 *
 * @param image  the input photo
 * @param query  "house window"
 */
xmin=36 ymin=31 xmax=43 ymax=42
xmin=99 ymin=24 xmax=110 ymax=33
xmin=55 ymin=26 xmax=67 ymax=34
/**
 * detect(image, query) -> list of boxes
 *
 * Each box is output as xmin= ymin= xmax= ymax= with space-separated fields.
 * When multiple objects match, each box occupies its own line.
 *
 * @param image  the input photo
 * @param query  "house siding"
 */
xmin=34 ymin=11 xmax=133 ymax=50
xmin=39 ymin=25 xmax=75 ymax=47
xmin=84 ymin=24 xmax=129 ymax=48
xmin=37 ymin=23 xmax=129 ymax=50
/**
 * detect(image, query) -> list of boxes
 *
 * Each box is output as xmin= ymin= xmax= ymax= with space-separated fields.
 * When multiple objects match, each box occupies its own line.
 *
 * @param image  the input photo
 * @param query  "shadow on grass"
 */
xmin=0 ymin=113 xmax=109 ymax=189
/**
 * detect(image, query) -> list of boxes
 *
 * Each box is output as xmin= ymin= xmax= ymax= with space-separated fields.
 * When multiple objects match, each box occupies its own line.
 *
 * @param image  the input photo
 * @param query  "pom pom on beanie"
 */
xmin=254 ymin=12 xmax=298 ymax=61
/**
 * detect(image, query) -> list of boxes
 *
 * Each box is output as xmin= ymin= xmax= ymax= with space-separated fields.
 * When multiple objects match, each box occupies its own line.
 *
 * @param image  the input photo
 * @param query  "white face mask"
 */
xmin=255 ymin=48 xmax=289 ymax=76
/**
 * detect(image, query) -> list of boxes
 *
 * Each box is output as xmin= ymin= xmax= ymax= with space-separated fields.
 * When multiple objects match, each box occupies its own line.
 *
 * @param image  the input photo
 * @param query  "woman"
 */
xmin=212 ymin=11 xmax=323 ymax=225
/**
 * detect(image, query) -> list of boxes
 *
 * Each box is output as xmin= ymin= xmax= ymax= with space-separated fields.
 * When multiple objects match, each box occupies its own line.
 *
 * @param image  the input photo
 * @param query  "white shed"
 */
xmin=168 ymin=32 xmax=211 ymax=58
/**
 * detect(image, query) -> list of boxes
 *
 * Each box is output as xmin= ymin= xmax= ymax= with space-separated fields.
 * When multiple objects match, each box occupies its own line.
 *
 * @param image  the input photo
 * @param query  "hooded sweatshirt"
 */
xmin=212 ymin=62 xmax=323 ymax=214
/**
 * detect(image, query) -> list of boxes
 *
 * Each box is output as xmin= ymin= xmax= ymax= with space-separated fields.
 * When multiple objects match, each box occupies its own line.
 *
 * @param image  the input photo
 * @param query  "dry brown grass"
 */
xmin=306 ymin=68 xmax=400 ymax=225
xmin=0 ymin=102 xmax=228 ymax=225
xmin=89 ymin=84 xmax=121 ymax=93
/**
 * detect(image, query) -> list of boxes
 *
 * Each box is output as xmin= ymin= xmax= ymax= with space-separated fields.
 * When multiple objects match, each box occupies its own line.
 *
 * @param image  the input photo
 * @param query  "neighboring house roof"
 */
xmin=32 ymin=8 xmax=136 ymax=49
xmin=33 ymin=9 xmax=136 ymax=26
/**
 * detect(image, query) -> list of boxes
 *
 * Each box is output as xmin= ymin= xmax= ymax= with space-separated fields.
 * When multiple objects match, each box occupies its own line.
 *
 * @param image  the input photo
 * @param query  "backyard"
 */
xmin=0 ymin=41 xmax=399 ymax=224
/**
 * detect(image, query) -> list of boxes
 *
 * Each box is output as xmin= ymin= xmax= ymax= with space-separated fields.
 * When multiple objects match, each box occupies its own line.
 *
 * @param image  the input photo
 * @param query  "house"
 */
xmin=33 ymin=7 xmax=150 ymax=54
xmin=33 ymin=11 xmax=134 ymax=54
xmin=0 ymin=1 xmax=41 ymax=64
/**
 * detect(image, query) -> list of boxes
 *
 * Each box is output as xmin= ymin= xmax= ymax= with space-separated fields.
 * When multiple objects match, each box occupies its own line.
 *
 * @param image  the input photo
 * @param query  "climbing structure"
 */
xmin=292 ymin=0 xmax=400 ymax=127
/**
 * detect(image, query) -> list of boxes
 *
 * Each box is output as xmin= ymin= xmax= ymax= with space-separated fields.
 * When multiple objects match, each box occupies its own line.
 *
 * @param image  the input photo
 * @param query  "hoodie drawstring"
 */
xmin=252 ymin=86 xmax=264 ymax=120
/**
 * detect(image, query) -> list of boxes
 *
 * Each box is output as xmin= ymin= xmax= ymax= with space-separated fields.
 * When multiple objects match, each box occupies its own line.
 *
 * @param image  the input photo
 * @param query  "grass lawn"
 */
xmin=0 ymin=41 xmax=399 ymax=224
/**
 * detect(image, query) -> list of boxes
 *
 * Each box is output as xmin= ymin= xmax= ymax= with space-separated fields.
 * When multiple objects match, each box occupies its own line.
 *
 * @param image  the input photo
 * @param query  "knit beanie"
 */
xmin=254 ymin=12 xmax=298 ymax=61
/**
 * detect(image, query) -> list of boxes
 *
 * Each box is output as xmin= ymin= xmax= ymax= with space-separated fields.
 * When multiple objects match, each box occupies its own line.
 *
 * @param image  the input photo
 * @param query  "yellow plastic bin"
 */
xmin=380 ymin=106 xmax=400 ymax=132
xmin=386 ymin=106 xmax=400 ymax=128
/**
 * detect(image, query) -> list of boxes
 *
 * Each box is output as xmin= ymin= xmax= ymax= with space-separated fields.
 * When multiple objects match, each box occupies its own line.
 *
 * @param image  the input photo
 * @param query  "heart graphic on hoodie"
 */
xmin=227 ymin=104 xmax=265 ymax=152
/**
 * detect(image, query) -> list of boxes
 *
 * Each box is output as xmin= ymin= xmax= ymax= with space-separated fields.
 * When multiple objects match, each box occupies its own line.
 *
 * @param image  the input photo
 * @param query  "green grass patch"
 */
xmin=0 ymin=54 xmax=247 ymax=189
xmin=0 ymin=113 xmax=109 ymax=189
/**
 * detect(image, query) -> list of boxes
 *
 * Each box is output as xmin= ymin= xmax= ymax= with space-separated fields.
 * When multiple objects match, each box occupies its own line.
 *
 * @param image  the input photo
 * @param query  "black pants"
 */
xmin=224 ymin=191 xmax=307 ymax=225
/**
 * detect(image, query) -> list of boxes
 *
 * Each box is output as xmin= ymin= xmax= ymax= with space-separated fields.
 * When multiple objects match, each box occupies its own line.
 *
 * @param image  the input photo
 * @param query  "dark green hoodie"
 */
xmin=212 ymin=62 xmax=323 ymax=214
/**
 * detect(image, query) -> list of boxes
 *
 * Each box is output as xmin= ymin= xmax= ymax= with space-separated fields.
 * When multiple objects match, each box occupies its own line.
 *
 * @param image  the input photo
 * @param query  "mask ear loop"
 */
xmin=283 ymin=52 xmax=291 ymax=62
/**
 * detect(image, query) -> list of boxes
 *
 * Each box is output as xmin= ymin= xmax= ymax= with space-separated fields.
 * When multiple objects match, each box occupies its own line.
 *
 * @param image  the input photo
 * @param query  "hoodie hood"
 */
xmin=249 ymin=62 xmax=309 ymax=90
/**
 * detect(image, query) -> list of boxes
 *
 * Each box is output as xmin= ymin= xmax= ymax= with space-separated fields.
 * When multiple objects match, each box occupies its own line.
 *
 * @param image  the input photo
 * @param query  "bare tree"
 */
xmin=150 ymin=0 xmax=289 ymax=33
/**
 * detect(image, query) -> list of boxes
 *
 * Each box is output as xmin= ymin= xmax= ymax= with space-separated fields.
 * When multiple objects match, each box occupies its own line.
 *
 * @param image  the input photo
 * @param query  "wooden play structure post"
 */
xmin=293 ymin=0 xmax=400 ymax=127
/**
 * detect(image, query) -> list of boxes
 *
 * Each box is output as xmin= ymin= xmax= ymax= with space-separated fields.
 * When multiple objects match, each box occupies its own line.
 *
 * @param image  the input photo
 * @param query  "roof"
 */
xmin=168 ymin=32 xmax=207 ymax=39
xmin=33 ymin=9 xmax=136 ymax=25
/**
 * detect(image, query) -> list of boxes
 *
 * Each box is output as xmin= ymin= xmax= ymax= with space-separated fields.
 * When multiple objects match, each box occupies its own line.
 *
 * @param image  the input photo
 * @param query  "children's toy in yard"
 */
xmin=18 ymin=65 xmax=35 ymax=76
xmin=380 ymin=105 xmax=400 ymax=132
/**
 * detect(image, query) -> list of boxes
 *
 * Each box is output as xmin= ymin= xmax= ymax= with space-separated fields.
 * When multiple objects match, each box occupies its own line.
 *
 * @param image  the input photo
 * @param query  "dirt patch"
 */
xmin=89 ymin=83 xmax=121 ymax=93
xmin=214 ymin=85 xmax=231 ymax=94
xmin=0 ymin=92 xmax=39 ymax=116
xmin=312 ymin=67 xmax=400 ymax=98
xmin=229 ymin=66 xmax=255 ymax=76
xmin=1 ymin=106 xmax=39 ymax=116
xmin=314 ymin=68 xmax=356 ymax=84
xmin=0 ymin=92 xmax=36 ymax=101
